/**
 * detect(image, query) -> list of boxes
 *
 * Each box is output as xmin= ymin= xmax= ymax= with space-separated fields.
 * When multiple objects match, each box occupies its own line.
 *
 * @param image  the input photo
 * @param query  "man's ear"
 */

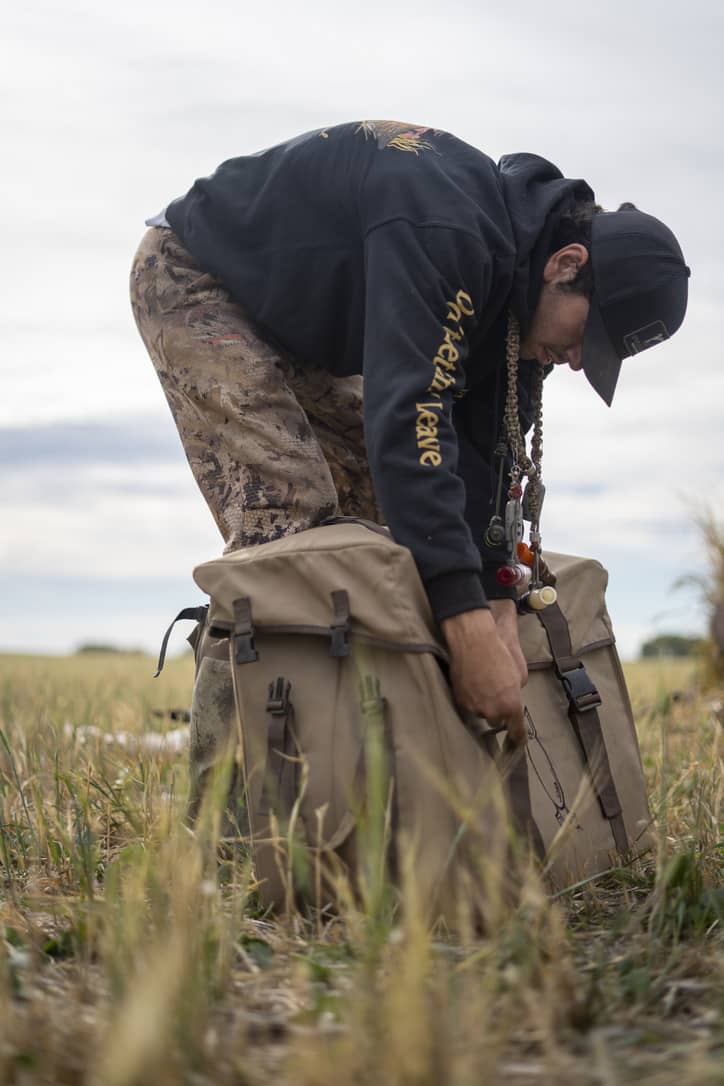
xmin=543 ymin=243 xmax=589 ymax=284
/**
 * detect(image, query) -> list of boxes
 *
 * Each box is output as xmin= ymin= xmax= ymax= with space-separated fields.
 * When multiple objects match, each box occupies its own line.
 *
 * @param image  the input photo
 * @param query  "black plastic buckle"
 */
xmin=330 ymin=623 xmax=350 ymax=658
xmin=266 ymin=676 xmax=291 ymax=716
xmin=233 ymin=597 xmax=258 ymax=664
xmin=329 ymin=589 xmax=351 ymax=658
xmin=559 ymin=664 xmax=602 ymax=713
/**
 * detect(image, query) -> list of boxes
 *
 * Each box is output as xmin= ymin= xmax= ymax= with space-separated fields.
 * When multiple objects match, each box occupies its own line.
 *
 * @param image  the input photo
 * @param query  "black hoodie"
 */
xmin=165 ymin=120 xmax=593 ymax=621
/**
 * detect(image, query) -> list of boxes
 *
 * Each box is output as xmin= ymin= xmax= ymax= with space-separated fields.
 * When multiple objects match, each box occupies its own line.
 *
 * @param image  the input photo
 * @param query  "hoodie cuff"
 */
xmin=424 ymin=570 xmax=489 ymax=624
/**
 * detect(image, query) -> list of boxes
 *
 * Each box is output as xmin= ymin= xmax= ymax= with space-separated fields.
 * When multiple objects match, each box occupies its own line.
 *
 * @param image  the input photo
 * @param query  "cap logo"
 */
xmin=623 ymin=320 xmax=670 ymax=355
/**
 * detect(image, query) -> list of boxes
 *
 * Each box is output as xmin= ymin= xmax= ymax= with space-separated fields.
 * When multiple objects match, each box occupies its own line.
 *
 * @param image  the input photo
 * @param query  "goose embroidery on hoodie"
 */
xmin=354 ymin=120 xmax=442 ymax=155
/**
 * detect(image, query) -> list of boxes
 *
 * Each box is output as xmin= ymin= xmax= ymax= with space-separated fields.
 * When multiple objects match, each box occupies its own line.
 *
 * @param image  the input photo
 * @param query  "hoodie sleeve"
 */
xmin=362 ymin=218 xmax=496 ymax=623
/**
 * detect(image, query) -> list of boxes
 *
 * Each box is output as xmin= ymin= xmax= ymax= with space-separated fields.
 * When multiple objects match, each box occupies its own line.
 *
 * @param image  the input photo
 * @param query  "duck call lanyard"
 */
xmin=486 ymin=312 xmax=557 ymax=609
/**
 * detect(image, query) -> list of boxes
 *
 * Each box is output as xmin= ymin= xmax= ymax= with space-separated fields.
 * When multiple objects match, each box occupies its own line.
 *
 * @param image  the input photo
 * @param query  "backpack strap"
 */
xmin=241 ymin=676 xmax=300 ymax=911
xmin=535 ymin=603 xmax=630 ymax=854
xmin=321 ymin=515 xmax=391 ymax=539
xmin=330 ymin=590 xmax=352 ymax=657
xmin=450 ymin=702 xmax=543 ymax=863
xmin=501 ymin=737 xmax=546 ymax=859
xmin=230 ymin=591 xmax=353 ymax=660
xmin=359 ymin=673 xmax=399 ymax=879
xmin=155 ymin=605 xmax=209 ymax=677
xmin=256 ymin=674 xmax=391 ymax=862
xmin=470 ymin=721 xmax=545 ymax=859
xmin=259 ymin=677 xmax=298 ymax=823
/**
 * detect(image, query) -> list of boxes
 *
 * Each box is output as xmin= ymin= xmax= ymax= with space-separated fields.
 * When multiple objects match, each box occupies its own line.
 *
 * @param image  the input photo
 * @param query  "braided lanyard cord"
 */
xmin=503 ymin=312 xmax=545 ymax=583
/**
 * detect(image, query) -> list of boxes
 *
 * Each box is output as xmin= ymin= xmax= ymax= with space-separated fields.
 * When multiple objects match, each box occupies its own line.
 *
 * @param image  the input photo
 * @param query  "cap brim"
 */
xmin=581 ymin=300 xmax=623 ymax=407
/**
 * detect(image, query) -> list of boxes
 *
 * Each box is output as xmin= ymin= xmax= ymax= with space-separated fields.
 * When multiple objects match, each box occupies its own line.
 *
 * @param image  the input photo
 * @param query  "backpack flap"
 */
xmin=193 ymin=522 xmax=440 ymax=648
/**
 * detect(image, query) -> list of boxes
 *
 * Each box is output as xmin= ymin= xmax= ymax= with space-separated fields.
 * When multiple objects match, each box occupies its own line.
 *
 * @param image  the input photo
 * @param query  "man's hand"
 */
xmin=440 ymin=608 xmax=527 ymax=745
xmin=489 ymin=598 xmax=528 ymax=687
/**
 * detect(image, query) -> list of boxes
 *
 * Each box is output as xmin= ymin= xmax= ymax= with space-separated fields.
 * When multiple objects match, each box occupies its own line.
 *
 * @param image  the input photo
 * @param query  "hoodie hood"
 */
xmin=497 ymin=153 xmax=594 ymax=333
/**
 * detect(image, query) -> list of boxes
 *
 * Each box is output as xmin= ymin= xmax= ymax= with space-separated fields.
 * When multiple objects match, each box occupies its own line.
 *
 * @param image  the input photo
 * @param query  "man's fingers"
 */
xmin=508 ymin=641 xmax=529 ymax=689
xmin=506 ymin=707 xmax=528 ymax=747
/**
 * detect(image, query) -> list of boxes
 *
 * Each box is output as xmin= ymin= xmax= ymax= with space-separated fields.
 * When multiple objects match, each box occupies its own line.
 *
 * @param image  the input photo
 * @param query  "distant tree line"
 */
xmin=640 ymin=634 xmax=704 ymax=659
xmin=75 ymin=643 xmax=148 ymax=655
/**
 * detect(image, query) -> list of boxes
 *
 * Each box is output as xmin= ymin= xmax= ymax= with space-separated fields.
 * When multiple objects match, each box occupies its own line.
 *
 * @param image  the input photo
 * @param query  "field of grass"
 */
xmin=0 ymin=649 xmax=721 ymax=1085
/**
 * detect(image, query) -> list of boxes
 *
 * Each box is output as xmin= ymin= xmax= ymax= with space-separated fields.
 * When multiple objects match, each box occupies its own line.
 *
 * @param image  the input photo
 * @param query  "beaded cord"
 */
xmin=503 ymin=311 xmax=544 ymax=527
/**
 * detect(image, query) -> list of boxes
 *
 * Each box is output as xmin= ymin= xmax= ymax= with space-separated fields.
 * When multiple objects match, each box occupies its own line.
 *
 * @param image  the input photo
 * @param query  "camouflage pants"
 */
xmin=129 ymin=227 xmax=381 ymax=551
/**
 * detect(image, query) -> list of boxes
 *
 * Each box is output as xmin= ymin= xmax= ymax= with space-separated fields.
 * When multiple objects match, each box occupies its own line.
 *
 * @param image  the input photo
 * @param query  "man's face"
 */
xmin=519 ymin=244 xmax=590 ymax=371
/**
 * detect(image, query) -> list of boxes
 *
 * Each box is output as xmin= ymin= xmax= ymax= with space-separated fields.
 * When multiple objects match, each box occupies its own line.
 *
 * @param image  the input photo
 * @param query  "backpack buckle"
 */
xmin=267 ymin=677 xmax=291 ymax=716
xmin=329 ymin=590 xmax=351 ymax=658
xmin=559 ymin=664 xmax=601 ymax=713
xmin=233 ymin=597 xmax=259 ymax=664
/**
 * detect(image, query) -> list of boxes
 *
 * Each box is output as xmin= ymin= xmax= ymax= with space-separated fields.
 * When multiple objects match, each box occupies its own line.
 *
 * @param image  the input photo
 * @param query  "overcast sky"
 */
xmin=2 ymin=0 xmax=722 ymax=659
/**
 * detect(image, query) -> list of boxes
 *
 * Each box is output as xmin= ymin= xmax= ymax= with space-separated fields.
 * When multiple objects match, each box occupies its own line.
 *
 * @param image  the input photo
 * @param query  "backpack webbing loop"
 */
xmin=260 ymin=677 xmax=298 ymax=821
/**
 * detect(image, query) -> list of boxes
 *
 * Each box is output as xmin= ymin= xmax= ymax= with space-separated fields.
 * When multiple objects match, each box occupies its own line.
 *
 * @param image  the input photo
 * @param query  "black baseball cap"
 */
xmin=582 ymin=209 xmax=690 ymax=405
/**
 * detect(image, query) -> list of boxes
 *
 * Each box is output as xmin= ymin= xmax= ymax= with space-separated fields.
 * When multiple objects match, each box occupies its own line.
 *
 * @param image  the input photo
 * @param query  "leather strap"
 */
xmin=461 ymin=715 xmax=543 ymax=858
xmin=536 ymin=603 xmax=629 ymax=853
xmin=499 ymin=736 xmax=546 ymax=858
xmin=154 ymin=605 xmax=208 ymax=677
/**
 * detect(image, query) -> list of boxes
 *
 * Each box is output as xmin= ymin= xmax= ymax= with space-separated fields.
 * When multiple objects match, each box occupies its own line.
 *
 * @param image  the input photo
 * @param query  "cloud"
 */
xmin=0 ymin=415 xmax=222 ymax=579
xmin=0 ymin=417 xmax=181 ymax=466
xmin=0 ymin=572 xmax=206 ymax=658
xmin=2 ymin=0 xmax=722 ymax=657
xmin=0 ymin=404 xmax=713 ymax=660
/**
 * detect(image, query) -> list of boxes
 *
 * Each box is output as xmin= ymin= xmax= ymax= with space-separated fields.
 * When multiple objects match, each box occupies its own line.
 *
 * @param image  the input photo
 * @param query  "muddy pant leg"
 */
xmin=186 ymin=633 xmax=250 ymax=843
xmin=130 ymin=227 xmax=340 ymax=549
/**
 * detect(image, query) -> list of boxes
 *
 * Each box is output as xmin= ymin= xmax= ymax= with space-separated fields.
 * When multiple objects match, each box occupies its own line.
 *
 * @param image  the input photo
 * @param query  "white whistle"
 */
xmin=527 ymin=586 xmax=558 ymax=610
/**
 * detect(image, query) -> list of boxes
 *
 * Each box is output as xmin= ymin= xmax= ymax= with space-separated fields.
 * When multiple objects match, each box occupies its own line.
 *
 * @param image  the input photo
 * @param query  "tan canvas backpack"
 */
xmin=516 ymin=552 xmax=652 ymax=886
xmin=157 ymin=520 xmax=652 ymax=915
